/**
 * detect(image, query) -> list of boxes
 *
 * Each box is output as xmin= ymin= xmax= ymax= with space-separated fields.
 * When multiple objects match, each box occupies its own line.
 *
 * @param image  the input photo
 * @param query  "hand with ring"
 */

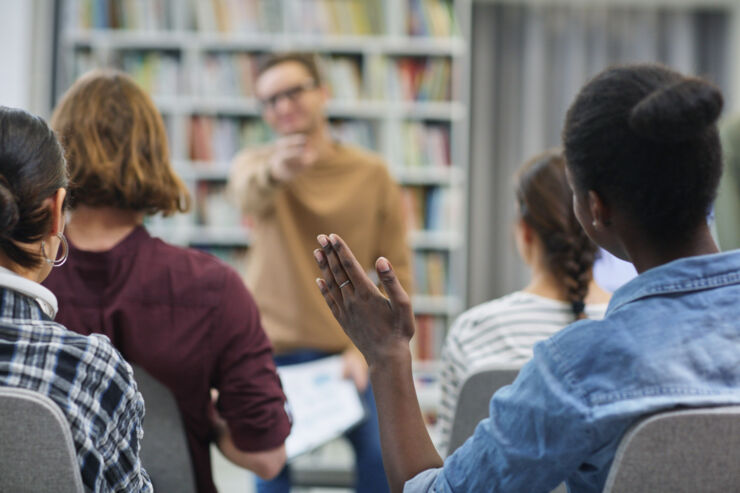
xmin=313 ymin=233 xmax=415 ymax=366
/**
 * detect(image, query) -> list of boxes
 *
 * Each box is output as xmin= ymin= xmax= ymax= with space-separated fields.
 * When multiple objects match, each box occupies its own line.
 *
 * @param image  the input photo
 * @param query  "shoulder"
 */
xmin=142 ymin=235 xmax=246 ymax=299
xmin=448 ymin=292 xmax=535 ymax=340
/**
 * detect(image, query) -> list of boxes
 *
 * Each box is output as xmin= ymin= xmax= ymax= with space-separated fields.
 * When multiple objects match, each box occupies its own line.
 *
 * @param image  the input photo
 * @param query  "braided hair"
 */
xmin=515 ymin=150 xmax=598 ymax=319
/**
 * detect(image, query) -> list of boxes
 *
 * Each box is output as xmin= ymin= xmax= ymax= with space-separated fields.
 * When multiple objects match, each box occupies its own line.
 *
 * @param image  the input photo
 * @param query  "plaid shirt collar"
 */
xmin=0 ymin=266 xmax=57 ymax=319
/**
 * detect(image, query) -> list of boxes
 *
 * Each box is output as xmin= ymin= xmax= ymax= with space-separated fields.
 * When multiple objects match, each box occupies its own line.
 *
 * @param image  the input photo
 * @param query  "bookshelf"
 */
xmin=55 ymin=0 xmax=471 ymax=420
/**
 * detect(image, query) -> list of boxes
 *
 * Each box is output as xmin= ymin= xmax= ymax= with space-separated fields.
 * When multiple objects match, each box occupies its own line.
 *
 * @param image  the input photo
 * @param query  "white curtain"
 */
xmin=467 ymin=3 xmax=732 ymax=306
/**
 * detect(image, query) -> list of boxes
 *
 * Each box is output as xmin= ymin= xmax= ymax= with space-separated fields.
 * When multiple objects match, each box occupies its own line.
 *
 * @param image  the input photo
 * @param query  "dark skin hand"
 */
xmin=313 ymin=233 xmax=443 ymax=493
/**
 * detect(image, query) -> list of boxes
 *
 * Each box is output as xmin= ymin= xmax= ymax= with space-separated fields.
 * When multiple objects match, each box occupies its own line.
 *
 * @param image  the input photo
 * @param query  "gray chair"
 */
xmin=0 ymin=386 xmax=84 ymax=493
xmin=447 ymin=365 xmax=567 ymax=493
xmin=447 ymin=364 xmax=520 ymax=455
xmin=131 ymin=365 xmax=197 ymax=493
xmin=603 ymin=406 xmax=740 ymax=493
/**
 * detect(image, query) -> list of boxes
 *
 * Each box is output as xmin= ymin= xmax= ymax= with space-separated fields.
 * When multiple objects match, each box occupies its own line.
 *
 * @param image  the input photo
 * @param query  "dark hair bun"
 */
xmin=629 ymin=78 xmax=723 ymax=142
xmin=0 ymin=179 xmax=19 ymax=236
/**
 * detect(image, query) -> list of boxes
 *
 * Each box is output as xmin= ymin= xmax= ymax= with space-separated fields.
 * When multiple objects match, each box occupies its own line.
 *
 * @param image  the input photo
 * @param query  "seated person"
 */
xmin=44 ymin=70 xmax=291 ymax=493
xmin=0 ymin=106 xmax=152 ymax=491
xmin=311 ymin=63 xmax=740 ymax=492
xmin=437 ymin=150 xmax=610 ymax=454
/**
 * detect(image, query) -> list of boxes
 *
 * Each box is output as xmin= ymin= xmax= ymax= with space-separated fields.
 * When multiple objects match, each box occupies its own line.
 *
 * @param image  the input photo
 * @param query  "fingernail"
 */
xmin=313 ymin=249 xmax=323 ymax=263
xmin=329 ymin=234 xmax=338 ymax=246
xmin=317 ymin=235 xmax=328 ymax=247
xmin=315 ymin=278 xmax=324 ymax=289
xmin=377 ymin=257 xmax=390 ymax=272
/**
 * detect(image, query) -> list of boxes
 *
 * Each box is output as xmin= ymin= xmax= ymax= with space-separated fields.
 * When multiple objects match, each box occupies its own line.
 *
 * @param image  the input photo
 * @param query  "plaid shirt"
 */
xmin=0 ymin=285 xmax=152 ymax=492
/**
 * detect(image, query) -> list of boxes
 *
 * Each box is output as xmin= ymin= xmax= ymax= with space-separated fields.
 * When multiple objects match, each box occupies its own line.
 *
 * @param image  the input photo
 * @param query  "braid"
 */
xmin=558 ymin=224 xmax=596 ymax=320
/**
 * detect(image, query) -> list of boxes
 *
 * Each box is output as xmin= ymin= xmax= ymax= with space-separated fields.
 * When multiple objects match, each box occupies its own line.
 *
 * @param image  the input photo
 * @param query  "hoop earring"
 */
xmin=41 ymin=233 xmax=69 ymax=267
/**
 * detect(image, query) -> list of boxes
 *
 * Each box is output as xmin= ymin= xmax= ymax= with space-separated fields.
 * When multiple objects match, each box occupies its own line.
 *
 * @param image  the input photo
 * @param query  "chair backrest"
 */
xmin=447 ymin=364 xmax=520 ymax=455
xmin=132 ymin=365 xmax=197 ymax=493
xmin=603 ymin=406 xmax=740 ymax=493
xmin=446 ymin=365 xmax=567 ymax=493
xmin=0 ymin=386 xmax=84 ymax=493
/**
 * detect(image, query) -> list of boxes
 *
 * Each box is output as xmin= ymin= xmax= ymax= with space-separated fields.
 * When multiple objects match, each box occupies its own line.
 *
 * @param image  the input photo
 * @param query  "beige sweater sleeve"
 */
xmin=228 ymin=147 xmax=281 ymax=218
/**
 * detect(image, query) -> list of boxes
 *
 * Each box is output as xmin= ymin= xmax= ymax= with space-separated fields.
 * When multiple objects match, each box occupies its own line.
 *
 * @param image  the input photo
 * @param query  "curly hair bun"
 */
xmin=0 ymin=179 xmax=19 ymax=236
xmin=629 ymin=78 xmax=723 ymax=142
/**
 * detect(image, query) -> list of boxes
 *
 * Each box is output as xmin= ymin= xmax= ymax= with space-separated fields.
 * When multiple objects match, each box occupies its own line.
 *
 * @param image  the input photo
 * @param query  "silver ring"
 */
xmin=338 ymin=280 xmax=351 ymax=289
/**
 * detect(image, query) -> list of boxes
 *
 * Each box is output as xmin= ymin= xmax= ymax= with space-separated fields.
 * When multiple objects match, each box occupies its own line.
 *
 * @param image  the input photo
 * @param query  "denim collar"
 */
xmin=606 ymin=250 xmax=740 ymax=316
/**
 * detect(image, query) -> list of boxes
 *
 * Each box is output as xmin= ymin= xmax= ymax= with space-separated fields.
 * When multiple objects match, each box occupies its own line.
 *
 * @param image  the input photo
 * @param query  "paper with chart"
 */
xmin=277 ymin=355 xmax=366 ymax=459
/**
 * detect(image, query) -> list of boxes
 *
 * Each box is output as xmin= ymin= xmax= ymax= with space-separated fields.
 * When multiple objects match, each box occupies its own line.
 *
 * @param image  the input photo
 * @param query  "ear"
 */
xmin=49 ymin=188 xmax=67 ymax=236
xmin=514 ymin=219 xmax=535 ymax=265
xmin=587 ymin=190 xmax=611 ymax=230
xmin=518 ymin=219 xmax=534 ymax=244
xmin=319 ymin=84 xmax=330 ymax=104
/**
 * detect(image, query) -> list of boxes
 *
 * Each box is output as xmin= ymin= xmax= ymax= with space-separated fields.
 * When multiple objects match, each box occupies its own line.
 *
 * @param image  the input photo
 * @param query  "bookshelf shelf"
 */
xmin=56 ymin=0 xmax=471 ymax=371
xmin=66 ymin=30 xmax=466 ymax=56
xmin=412 ymin=295 xmax=463 ymax=316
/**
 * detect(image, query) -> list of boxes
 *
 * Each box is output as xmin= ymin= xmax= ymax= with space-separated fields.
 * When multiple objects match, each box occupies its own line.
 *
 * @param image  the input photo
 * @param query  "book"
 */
xmin=277 ymin=355 xmax=366 ymax=459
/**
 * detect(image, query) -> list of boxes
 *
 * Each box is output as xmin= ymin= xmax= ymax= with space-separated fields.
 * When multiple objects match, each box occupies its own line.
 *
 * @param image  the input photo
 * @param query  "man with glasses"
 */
xmin=228 ymin=53 xmax=411 ymax=493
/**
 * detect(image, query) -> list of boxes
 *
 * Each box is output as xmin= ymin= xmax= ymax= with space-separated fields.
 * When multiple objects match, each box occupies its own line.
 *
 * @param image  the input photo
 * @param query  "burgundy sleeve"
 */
xmin=211 ymin=267 xmax=291 ymax=452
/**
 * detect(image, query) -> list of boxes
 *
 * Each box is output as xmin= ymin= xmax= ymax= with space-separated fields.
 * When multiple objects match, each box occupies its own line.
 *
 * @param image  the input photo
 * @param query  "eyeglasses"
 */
xmin=259 ymin=80 xmax=317 ymax=110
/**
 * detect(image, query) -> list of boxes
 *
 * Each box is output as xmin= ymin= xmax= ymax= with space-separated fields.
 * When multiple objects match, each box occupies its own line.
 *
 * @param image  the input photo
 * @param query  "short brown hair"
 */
xmin=51 ymin=69 xmax=190 ymax=215
xmin=257 ymin=52 xmax=323 ymax=85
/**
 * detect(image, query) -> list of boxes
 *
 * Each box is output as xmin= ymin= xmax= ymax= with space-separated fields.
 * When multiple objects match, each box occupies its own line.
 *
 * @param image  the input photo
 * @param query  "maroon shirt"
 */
xmin=44 ymin=226 xmax=291 ymax=493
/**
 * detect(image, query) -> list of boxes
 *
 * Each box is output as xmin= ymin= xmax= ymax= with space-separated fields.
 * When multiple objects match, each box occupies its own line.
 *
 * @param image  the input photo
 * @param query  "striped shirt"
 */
xmin=0 ymin=282 xmax=152 ymax=492
xmin=437 ymin=291 xmax=607 ymax=454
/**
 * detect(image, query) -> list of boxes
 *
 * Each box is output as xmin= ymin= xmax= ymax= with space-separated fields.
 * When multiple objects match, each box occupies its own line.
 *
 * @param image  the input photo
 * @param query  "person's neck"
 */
xmin=623 ymin=223 xmax=719 ymax=274
xmin=0 ymin=252 xmax=46 ymax=283
xmin=66 ymin=206 xmax=144 ymax=252
xmin=522 ymin=263 xmax=566 ymax=301
xmin=521 ymin=264 xmax=610 ymax=305
xmin=303 ymin=123 xmax=335 ymax=158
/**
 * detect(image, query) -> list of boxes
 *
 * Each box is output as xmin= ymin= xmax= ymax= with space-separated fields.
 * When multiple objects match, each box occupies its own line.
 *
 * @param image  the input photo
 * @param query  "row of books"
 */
xmin=188 ymin=116 xmax=375 ymax=163
xmin=398 ymin=122 xmax=451 ymax=167
xmin=193 ymin=0 xmax=282 ymax=33
xmin=67 ymin=0 xmax=175 ymax=30
xmin=75 ymin=46 xmax=452 ymax=103
xmin=412 ymin=315 xmax=448 ymax=361
xmin=367 ymin=55 xmax=452 ymax=101
xmin=407 ymin=0 xmax=460 ymax=37
xmin=402 ymin=186 xmax=461 ymax=232
xmin=189 ymin=116 xmax=272 ymax=163
xmin=283 ymin=0 xmax=385 ymax=36
xmin=119 ymin=51 xmax=182 ymax=95
xmin=68 ymin=0 xmax=459 ymax=37
xmin=414 ymin=251 xmax=449 ymax=297
xmin=201 ymin=52 xmax=260 ymax=99
xmin=73 ymin=49 xmax=182 ymax=95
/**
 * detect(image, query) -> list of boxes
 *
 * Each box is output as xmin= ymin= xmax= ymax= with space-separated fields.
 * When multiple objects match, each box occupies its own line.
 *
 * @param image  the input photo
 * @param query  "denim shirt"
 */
xmin=406 ymin=250 xmax=740 ymax=492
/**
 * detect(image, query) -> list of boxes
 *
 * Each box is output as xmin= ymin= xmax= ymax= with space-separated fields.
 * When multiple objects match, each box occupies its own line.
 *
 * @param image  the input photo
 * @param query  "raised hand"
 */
xmin=313 ymin=233 xmax=415 ymax=366
xmin=268 ymin=134 xmax=319 ymax=182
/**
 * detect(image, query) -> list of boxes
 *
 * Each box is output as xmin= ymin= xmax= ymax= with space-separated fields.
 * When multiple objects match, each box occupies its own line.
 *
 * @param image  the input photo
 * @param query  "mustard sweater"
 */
xmin=228 ymin=142 xmax=412 ymax=355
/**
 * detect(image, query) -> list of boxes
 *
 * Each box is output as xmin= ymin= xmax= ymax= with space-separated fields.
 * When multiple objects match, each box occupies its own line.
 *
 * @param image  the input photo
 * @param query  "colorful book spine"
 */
xmin=189 ymin=116 xmax=272 ymax=163
xmin=118 ymin=51 xmax=181 ymax=95
xmin=413 ymin=251 xmax=449 ymax=296
xmin=407 ymin=0 xmax=459 ymax=37
xmin=412 ymin=315 xmax=447 ymax=360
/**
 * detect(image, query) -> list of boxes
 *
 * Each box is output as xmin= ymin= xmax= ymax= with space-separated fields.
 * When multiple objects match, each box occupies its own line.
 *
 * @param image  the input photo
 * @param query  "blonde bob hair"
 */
xmin=51 ymin=69 xmax=190 ymax=215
